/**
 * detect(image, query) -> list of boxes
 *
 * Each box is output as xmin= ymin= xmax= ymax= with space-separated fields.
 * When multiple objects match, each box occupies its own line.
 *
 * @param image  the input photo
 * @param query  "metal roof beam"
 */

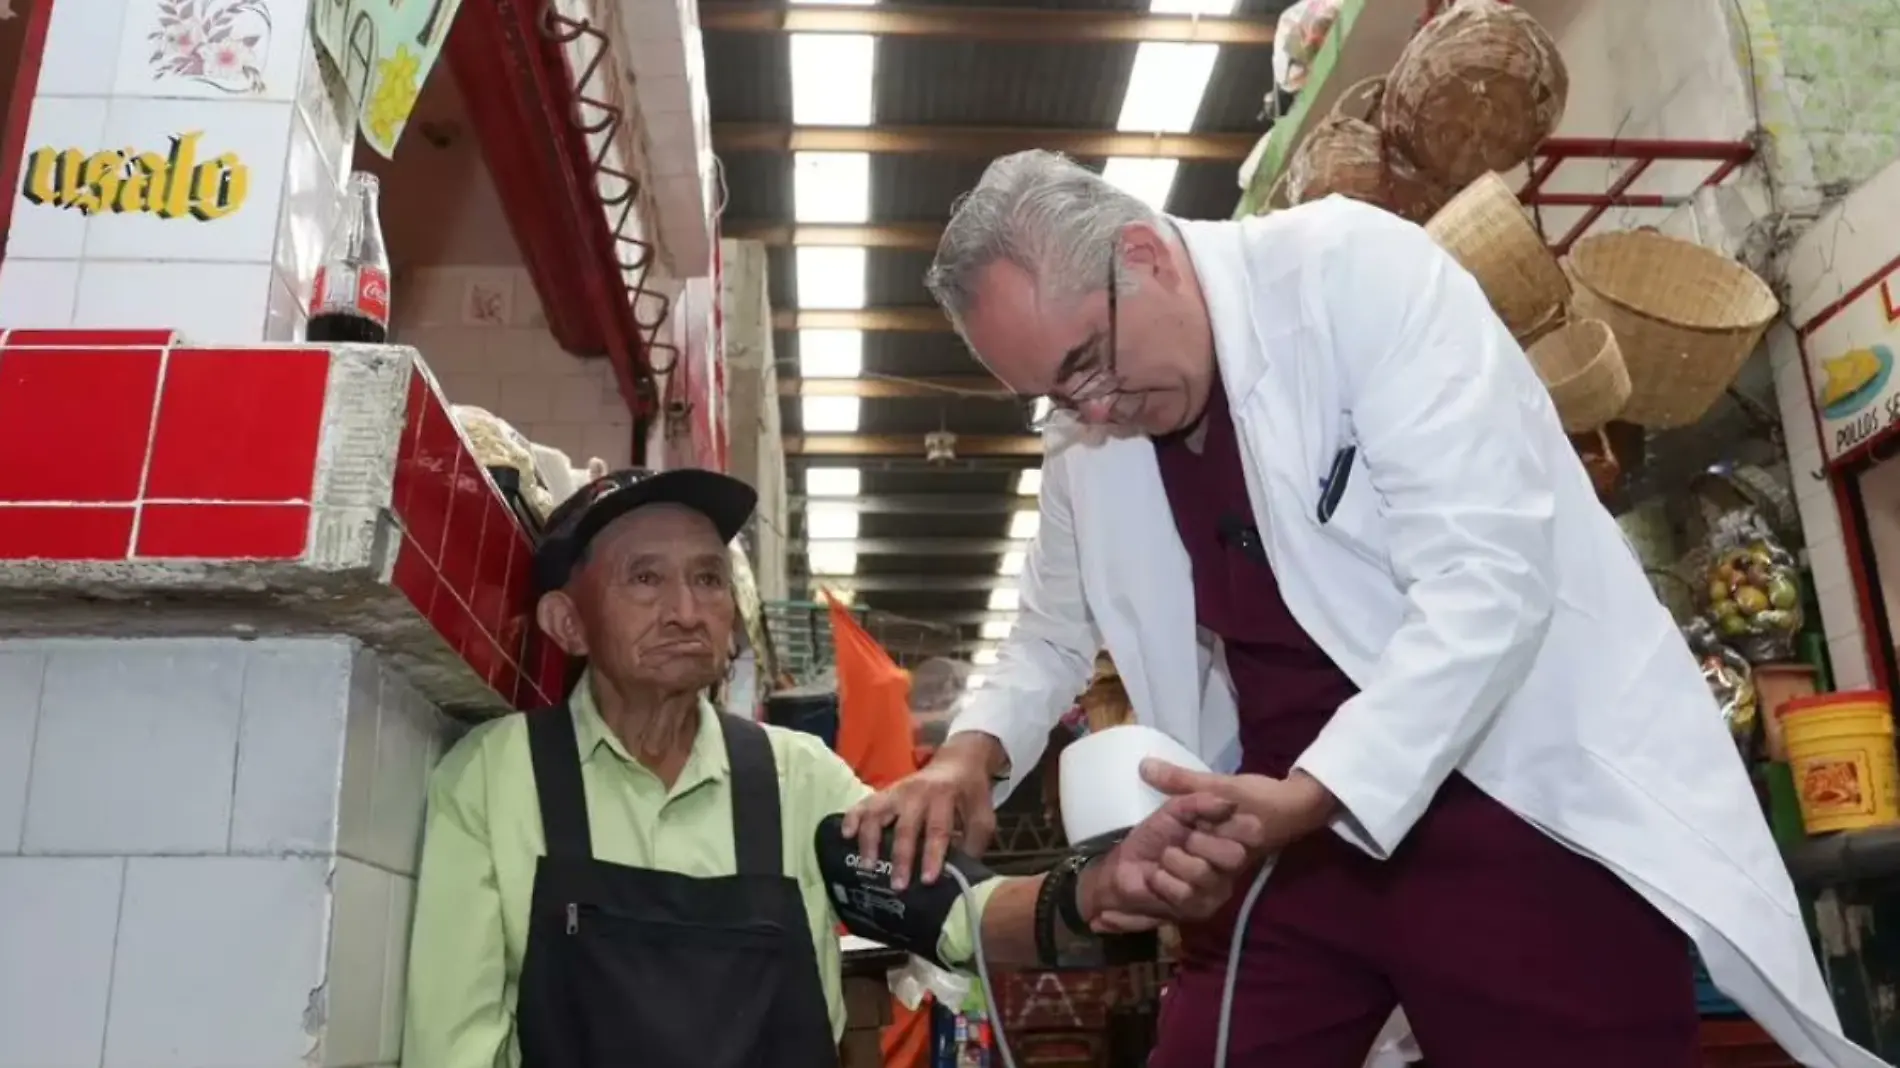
xmin=780 ymin=376 xmax=1005 ymax=398
xmin=701 ymin=3 xmax=1277 ymax=45
xmin=723 ymin=222 xmax=943 ymax=250
xmin=775 ymin=307 xmax=950 ymax=332
xmin=790 ymin=537 xmax=1023 ymax=554
xmin=715 ymin=124 xmax=1256 ymax=162
xmin=791 ymin=574 xmax=1006 ymax=591
xmin=790 ymin=494 xmax=1036 ymax=513
xmin=787 ymin=433 xmax=1042 ymax=457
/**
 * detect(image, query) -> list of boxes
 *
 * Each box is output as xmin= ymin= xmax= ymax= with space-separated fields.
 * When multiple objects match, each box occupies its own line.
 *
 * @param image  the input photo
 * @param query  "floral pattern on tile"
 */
xmin=144 ymin=0 xmax=273 ymax=95
xmin=463 ymin=277 xmax=511 ymax=327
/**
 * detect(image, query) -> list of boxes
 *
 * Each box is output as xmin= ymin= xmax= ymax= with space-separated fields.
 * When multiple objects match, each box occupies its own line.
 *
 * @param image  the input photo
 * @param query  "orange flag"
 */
xmin=823 ymin=592 xmax=929 ymax=1068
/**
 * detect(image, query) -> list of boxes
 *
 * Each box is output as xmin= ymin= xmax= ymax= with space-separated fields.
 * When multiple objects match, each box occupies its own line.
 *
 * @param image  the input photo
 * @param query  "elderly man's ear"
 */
xmin=536 ymin=591 xmax=589 ymax=658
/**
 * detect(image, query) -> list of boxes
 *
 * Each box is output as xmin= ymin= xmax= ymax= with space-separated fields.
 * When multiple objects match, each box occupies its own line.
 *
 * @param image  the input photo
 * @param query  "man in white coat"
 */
xmin=845 ymin=151 xmax=1883 ymax=1067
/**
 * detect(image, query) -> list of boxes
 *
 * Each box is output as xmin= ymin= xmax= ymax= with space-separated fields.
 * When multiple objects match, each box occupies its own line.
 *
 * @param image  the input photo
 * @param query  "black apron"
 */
xmin=514 ymin=704 xmax=841 ymax=1068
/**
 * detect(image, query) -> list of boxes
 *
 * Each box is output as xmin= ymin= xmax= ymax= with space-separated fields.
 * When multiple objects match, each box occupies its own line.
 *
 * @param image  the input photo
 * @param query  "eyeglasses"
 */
xmin=1027 ymin=255 xmax=1121 ymax=432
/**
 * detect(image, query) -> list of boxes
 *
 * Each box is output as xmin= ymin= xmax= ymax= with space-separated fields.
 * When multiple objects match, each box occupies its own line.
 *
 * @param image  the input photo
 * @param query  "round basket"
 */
xmin=1530 ymin=317 xmax=1630 ymax=432
xmin=1426 ymin=173 xmax=1569 ymax=338
xmin=1380 ymin=0 xmax=1569 ymax=188
xmin=1286 ymin=79 xmax=1452 ymax=224
xmin=1565 ymin=230 xmax=1780 ymax=428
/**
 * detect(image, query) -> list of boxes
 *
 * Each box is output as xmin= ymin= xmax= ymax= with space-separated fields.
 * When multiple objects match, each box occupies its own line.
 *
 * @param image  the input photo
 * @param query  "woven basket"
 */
xmin=1565 ymin=230 xmax=1780 ymax=428
xmin=1286 ymin=79 xmax=1452 ymax=224
xmin=1381 ymin=0 xmax=1569 ymax=188
xmin=1426 ymin=173 xmax=1569 ymax=339
xmin=1530 ymin=317 xmax=1629 ymax=432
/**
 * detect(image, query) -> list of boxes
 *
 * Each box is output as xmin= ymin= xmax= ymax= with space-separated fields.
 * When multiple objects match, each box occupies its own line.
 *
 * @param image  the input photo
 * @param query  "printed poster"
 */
xmin=309 ymin=0 xmax=467 ymax=157
xmin=1807 ymin=267 xmax=1900 ymax=462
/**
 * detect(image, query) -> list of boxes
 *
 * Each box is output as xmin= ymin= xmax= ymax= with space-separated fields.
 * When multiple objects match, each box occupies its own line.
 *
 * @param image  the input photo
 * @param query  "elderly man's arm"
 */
xmin=1290 ymin=200 xmax=1559 ymax=857
xmin=403 ymin=731 xmax=513 ymax=1068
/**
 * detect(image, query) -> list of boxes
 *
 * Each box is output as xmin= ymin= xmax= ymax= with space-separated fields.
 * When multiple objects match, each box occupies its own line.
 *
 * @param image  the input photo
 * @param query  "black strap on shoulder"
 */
xmin=526 ymin=704 xmax=594 ymax=860
xmin=719 ymin=714 xmax=783 ymax=876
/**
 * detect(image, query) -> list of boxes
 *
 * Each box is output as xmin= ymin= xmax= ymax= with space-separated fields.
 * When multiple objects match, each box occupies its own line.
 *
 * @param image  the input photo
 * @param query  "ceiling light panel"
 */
xmin=1118 ymin=44 xmax=1220 ymax=133
xmin=1147 ymin=0 xmax=1240 ymax=16
xmin=806 ymin=503 xmax=861 ymax=539
xmin=796 ymin=247 xmax=868 ymax=310
xmin=1102 ymin=158 xmax=1180 ymax=212
xmin=801 ymin=396 xmax=862 ymax=433
xmin=808 ymin=545 xmax=859 ymax=575
xmin=971 ymin=648 xmax=999 ymax=666
xmin=997 ymin=550 xmax=1026 ymax=576
xmin=793 ymin=152 xmax=871 ymax=223
xmin=980 ymin=621 xmax=1013 ymax=640
xmin=798 ymin=329 xmax=864 ymax=378
xmin=1008 ymin=511 xmax=1040 ymax=540
xmin=1016 ymin=469 xmax=1042 ymax=496
xmin=805 ymin=467 xmax=862 ymax=497
xmin=968 ymin=673 xmax=988 ymax=689
xmin=789 ymin=34 xmax=876 ymax=127
xmin=988 ymin=587 xmax=1021 ymax=611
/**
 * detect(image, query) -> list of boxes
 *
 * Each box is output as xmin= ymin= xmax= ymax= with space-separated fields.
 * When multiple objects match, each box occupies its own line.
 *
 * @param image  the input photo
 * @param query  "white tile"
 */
xmin=1815 ymin=561 xmax=1866 ymax=646
xmin=0 ymin=857 xmax=124 ymax=1068
xmin=496 ymin=373 xmax=555 ymax=425
xmin=1796 ymin=488 xmax=1844 ymax=554
xmin=335 ymin=647 xmax=382 ymax=869
xmin=552 ymin=373 xmax=607 ymax=424
xmin=38 ymin=0 xmax=132 ymax=96
xmin=112 ymin=0 xmax=311 ymax=102
xmin=24 ymin=641 xmax=245 ymax=855
xmin=229 ymin=640 xmax=353 ymax=856
xmin=0 ymin=651 xmax=46 ymax=854
xmin=365 ymin=672 xmax=440 ymax=876
xmin=322 ymin=858 xmax=391 ymax=1068
xmin=105 ymin=856 xmax=331 ymax=1068
xmin=378 ymin=876 xmax=416 ymax=1062
xmin=0 ymin=258 xmax=81 ymax=329
xmin=1829 ymin=630 xmax=1873 ymax=691
xmin=459 ymin=269 xmax=516 ymax=328
xmin=511 ymin=270 xmax=545 ymax=329
xmin=83 ymin=97 xmax=295 ymax=264
xmin=264 ymin=270 xmax=307 ymax=342
xmin=393 ymin=270 xmax=462 ymax=330
xmin=274 ymin=109 xmax=345 ymax=306
xmin=8 ymin=96 xmax=111 ymax=259
xmin=73 ymin=260 xmax=274 ymax=345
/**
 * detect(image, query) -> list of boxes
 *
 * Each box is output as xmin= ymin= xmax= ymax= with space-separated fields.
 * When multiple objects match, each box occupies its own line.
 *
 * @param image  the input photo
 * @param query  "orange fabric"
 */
xmin=823 ymin=593 xmax=927 ymax=1068
xmin=825 ymin=592 xmax=918 ymax=790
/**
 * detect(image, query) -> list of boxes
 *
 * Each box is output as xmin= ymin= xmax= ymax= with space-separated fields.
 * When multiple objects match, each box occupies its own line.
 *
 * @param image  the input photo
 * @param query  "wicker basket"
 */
xmin=1564 ymin=230 xmax=1780 ymax=428
xmin=1426 ymin=173 xmax=1569 ymax=339
xmin=1530 ymin=317 xmax=1630 ymax=432
xmin=1380 ymin=0 xmax=1569 ymax=188
xmin=1286 ymin=79 xmax=1452 ymax=224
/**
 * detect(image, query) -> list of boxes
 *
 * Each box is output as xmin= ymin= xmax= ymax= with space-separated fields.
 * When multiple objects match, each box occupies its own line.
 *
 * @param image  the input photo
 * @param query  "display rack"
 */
xmin=1516 ymin=137 xmax=1757 ymax=252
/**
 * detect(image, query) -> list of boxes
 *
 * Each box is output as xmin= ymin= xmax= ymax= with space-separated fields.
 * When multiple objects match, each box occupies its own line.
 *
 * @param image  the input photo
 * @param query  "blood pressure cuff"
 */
xmin=815 ymin=813 xmax=997 ymax=969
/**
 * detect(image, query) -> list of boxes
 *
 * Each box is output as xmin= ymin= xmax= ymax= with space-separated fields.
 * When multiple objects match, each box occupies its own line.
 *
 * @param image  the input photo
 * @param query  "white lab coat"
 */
xmin=950 ymin=198 xmax=1885 ymax=1067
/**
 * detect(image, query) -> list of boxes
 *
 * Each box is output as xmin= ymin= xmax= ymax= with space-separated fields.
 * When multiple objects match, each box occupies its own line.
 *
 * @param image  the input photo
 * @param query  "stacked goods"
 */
xmin=1285 ymin=79 xmax=1451 ymax=224
xmin=1381 ymin=0 xmax=1569 ymax=188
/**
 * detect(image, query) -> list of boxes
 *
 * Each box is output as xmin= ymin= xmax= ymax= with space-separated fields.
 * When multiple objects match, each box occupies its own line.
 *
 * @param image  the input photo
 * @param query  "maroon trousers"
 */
xmin=1146 ymin=381 xmax=1699 ymax=1066
xmin=1145 ymin=775 xmax=1700 ymax=1067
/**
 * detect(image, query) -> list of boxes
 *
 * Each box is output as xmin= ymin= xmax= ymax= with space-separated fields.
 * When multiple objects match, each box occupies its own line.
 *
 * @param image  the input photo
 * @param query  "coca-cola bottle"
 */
xmin=308 ymin=171 xmax=391 ymax=344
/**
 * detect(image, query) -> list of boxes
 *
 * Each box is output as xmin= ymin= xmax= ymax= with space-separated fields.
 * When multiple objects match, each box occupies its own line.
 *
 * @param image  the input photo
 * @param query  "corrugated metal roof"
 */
xmin=874 ymin=38 xmax=1131 ymax=129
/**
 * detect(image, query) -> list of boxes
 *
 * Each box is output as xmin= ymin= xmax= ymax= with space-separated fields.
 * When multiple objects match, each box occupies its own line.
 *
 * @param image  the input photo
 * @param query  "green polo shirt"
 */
xmin=402 ymin=676 xmax=996 ymax=1068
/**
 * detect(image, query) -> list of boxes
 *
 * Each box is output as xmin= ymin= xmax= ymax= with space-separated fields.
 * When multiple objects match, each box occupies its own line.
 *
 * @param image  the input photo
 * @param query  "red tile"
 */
xmin=5 ymin=329 xmax=180 ymax=347
xmin=436 ymin=454 xmax=486 ymax=610
xmin=134 ymin=503 xmax=310 ymax=559
xmin=471 ymin=495 xmax=517 ymax=639
xmin=145 ymin=349 xmax=330 ymax=503
xmin=390 ymin=534 xmax=438 ymax=619
xmin=0 ymin=506 xmax=136 ymax=559
xmin=396 ymin=376 xmax=459 ymax=566
xmin=0 ymin=349 xmax=163 ymax=503
xmin=428 ymin=583 xmax=476 ymax=658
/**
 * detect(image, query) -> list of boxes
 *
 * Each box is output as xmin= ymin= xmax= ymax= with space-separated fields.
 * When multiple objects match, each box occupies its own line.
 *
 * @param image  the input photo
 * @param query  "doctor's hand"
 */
xmin=1140 ymin=760 xmax=1339 ymax=858
xmin=1077 ymin=791 xmax=1266 ymax=933
xmin=842 ymin=732 xmax=1005 ymax=891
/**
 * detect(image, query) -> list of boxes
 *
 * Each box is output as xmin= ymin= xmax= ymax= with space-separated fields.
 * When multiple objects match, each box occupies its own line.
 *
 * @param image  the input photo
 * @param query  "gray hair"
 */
xmin=925 ymin=150 xmax=1160 ymax=328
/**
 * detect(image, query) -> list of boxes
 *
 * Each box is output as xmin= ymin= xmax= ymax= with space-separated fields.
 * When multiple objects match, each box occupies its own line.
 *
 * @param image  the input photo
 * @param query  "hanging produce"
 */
xmin=1380 ymin=0 xmax=1569 ymax=189
xmin=1565 ymin=230 xmax=1779 ymax=428
xmin=1681 ymin=617 xmax=1760 ymax=751
xmin=1700 ymin=508 xmax=1804 ymax=663
xmin=1287 ymin=79 xmax=1453 ymax=225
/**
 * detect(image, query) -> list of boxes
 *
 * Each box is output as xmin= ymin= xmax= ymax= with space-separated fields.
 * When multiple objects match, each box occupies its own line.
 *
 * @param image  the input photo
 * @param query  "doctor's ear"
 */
xmin=1118 ymin=222 xmax=1184 ymax=287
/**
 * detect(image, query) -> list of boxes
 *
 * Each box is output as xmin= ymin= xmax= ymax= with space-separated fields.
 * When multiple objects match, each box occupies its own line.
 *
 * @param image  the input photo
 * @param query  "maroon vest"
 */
xmin=1152 ymin=379 xmax=1359 ymax=778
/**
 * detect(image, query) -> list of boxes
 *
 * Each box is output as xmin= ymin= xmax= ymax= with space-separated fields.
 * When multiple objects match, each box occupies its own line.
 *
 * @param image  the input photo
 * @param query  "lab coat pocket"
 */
xmin=1316 ymin=449 xmax=1387 ymax=569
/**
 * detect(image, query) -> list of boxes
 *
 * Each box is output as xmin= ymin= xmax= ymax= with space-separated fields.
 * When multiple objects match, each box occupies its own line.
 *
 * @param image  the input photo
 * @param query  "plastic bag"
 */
xmin=1273 ymin=0 xmax=1344 ymax=95
xmin=1699 ymin=508 xmax=1804 ymax=663
xmin=1682 ymin=617 xmax=1759 ymax=748
xmin=889 ymin=955 xmax=974 ymax=1013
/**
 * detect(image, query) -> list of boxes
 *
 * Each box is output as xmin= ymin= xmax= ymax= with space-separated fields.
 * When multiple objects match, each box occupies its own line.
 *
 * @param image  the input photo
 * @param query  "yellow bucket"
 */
xmin=1777 ymin=690 xmax=1900 ymax=834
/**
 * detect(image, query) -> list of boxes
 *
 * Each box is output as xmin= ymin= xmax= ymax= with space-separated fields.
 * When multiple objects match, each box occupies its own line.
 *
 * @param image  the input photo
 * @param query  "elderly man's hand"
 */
xmin=842 ymin=733 xmax=1004 ymax=891
xmin=1076 ymin=789 xmax=1267 ymax=933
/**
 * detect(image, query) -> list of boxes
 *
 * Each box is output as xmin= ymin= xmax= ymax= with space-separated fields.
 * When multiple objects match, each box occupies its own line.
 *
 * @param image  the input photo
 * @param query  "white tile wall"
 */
xmin=393 ymin=266 xmax=638 ymax=470
xmin=0 ymin=637 xmax=450 ymax=1068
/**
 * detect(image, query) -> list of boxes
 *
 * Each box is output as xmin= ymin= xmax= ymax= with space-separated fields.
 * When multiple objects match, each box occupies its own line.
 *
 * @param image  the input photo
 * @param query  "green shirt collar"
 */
xmin=569 ymin=673 xmax=729 ymax=793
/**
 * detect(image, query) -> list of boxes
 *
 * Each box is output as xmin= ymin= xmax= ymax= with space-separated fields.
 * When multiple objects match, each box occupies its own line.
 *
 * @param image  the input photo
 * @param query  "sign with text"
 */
xmin=18 ymin=131 xmax=248 ymax=220
xmin=1810 ymin=268 xmax=1900 ymax=462
xmin=309 ymin=0 xmax=466 ymax=158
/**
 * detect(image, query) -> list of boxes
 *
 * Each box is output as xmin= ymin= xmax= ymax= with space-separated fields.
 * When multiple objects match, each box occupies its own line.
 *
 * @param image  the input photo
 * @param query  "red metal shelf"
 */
xmin=1517 ymin=137 xmax=1757 ymax=252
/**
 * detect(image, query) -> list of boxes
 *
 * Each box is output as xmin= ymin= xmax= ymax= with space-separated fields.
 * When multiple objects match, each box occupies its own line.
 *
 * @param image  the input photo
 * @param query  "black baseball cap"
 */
xmin=532 ymin=467 xmax=757 ymax=595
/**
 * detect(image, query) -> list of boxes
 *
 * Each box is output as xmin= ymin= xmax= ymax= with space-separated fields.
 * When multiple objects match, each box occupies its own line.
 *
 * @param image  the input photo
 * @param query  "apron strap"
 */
xmin=719 ymin=714 xmax=783 ymax=876
xmin=527 ymin=704 xmax=595 ymax=860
